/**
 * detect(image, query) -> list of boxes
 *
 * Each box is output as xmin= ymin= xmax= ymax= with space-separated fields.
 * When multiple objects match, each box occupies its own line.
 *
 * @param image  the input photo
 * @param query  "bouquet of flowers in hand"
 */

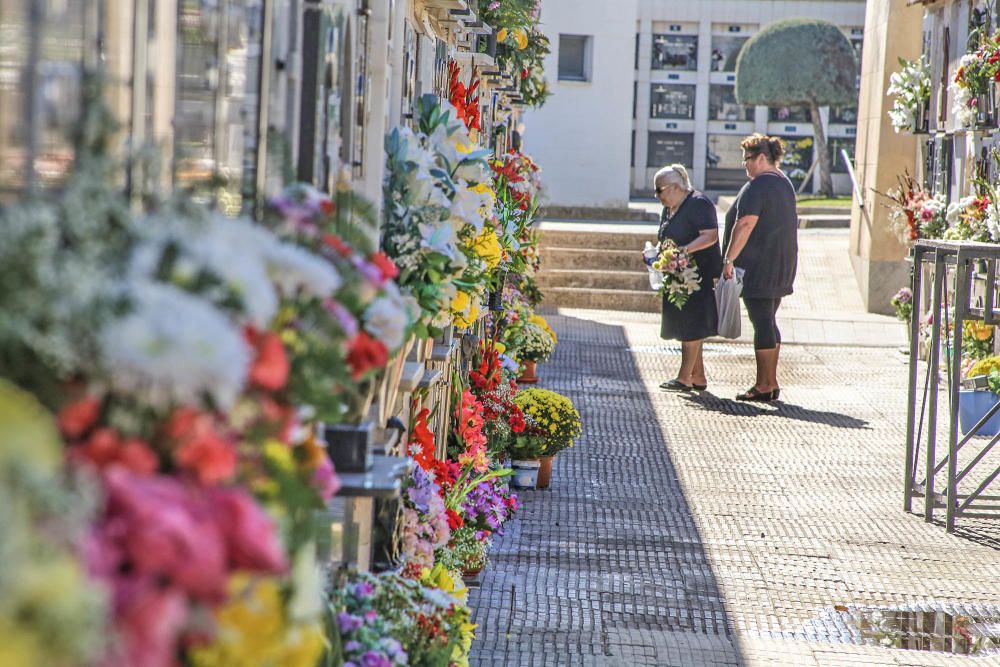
xmin=642 ymin=240 xmax=701 ymax=308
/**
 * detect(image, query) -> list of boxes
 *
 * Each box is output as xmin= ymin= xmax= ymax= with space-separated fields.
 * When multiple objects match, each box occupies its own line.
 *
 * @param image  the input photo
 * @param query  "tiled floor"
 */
xmin=468 ymin=309 xmax=1000 ymax=666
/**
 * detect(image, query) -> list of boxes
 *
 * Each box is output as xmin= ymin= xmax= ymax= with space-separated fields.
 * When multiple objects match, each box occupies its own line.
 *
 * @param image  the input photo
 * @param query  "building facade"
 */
xmin=525 ymin=0 xmax=866 ymax=208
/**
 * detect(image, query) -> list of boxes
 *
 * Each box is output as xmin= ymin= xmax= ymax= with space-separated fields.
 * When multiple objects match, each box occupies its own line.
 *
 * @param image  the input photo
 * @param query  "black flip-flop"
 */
xmin=736 ymin=386 xmax=779 ymax=402
xmin=660 ymin=379 xmax=694 ymax=391
xmin=692 ymin=383 xmax=707 ymax=391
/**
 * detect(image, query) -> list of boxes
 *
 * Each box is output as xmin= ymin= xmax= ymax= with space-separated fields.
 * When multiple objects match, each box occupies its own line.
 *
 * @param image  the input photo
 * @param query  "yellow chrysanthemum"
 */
xmin=529 ymin=314 xmax=557 ymax=343
xmin=451 ymin=290 xmax=471 ymax=315
xmin=497 ymin=28 xmax=509 ymax=42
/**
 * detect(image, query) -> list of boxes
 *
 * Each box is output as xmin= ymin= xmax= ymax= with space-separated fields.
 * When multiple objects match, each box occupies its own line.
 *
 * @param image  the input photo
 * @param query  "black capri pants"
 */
xmin=743 ymin=297 xmax=782 ymax=350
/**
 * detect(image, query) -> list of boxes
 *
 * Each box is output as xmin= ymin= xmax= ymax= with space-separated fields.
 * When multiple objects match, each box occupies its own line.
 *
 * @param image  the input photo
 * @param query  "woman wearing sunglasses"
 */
xmin=653 ymin=164 xmax=723 ymax=392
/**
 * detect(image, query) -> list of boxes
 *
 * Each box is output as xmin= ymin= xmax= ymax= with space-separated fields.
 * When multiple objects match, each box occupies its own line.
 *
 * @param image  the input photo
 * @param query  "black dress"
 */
xmin=659 ymin=191 xmax=723 ymax=341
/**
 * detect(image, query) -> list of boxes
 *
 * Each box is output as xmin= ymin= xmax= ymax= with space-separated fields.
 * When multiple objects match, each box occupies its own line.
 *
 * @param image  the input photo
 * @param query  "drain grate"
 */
xmin=784 ymin=603 xmax=1000 ymax=656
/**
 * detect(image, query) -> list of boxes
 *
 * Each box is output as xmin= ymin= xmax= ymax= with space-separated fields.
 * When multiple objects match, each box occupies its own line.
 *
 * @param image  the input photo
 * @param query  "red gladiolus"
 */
xmin=76 ymin=428 xmax=159 ymax=476
xmin=370 ymin=251 xmax=400 ymax=281
xmin=347 ymin=332 xmax=389 ymax=380
xmin=322 ymin=233 xmax=352 ymax=257
xmin=245 ymin=326 xmax=290 ymax=391
xmin=57 ymin=395 xmax=101 ymax=440
xmin=446 ymin=507 xmax=464 ymax=530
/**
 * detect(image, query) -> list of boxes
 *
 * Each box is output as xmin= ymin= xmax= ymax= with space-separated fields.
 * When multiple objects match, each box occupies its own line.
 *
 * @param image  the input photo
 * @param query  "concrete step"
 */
xmin=542 ymin=286 xmax=661 ymax=313
xmin=542 ymin=247 xmax=646 ymax=271
xmin=536 ymin=268 xmax=651 ymax=291
xmin=539 ymin=227 xmax=658 ymax=252
xmin=798 ymin=213 xmax=850 ymax=229
xmin=798 ymin=205 xmax=851 ymax=216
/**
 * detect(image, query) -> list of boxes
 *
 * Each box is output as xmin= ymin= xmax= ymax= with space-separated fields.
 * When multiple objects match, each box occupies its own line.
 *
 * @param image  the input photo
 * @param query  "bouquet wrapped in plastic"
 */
xmin=642 ymin=240 xmax=701 ymax=308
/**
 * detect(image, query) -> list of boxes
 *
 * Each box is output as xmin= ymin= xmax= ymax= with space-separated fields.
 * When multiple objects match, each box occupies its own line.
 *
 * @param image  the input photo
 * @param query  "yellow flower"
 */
xmin=451 ymin=290 xmax=471 ymax=315
xmin=513 ymin=28 xmax=528 ymax=49
xmin=549 ymin=423 xmax=558 ymax=433
xmin=471 ymin=182 xmax=495 ymax=201
xmin=497 ymin=27 xmax=509 ymax=42
xmin=529 ymin=314 xmax=557 ymax=343
xmin=189 ymin=576 xmax=326 ymax=667
xmin=471 ymin=228 xmax=502 ymax=270
xmin=264 ymin=439 xmax=295 ymax=472
xmin=494 ymin=342 xmax=507 ymax=354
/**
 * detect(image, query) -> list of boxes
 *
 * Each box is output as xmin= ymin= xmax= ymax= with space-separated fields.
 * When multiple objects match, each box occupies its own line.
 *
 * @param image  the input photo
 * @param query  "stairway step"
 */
xmin=798 ymin=214 xmax=850 ymax=229
xmin=536 ymin=268 xmax=651 ymax=291
xmin=542 ymin=286 xmax=661 ymax=313
xmin=539 ymin=225 xmax=659 ymax=252
xmin=542 ymin=247 xmax=645 ymax=270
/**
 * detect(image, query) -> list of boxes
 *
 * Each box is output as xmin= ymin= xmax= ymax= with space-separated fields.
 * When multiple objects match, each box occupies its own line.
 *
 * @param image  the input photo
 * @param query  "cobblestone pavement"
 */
xmin=468 ymin=306 xmax=1000 ymax=666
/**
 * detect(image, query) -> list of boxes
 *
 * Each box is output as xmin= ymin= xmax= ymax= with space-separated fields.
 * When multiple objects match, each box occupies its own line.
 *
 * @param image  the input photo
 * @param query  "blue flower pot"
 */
xmin=959 ymin=390 xmax=1000 ymax=436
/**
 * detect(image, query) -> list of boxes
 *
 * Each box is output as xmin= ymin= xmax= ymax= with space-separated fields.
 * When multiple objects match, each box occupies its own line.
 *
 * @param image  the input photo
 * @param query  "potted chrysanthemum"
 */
xmin=510 ymin=321 xmax=555 ymax=384
xmin=511 ymin=388 xmax=582 ymax=489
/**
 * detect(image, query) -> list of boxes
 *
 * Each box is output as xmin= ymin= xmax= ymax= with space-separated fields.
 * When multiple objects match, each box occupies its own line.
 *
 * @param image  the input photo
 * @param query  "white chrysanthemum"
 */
xmin=130 ymin=213 xmax=281 ymax=327
xmin=363 ymin=296 xmax=409 ymax=351
xmin=264 ymin=241 xmax=342 ymax=299
xmin=100 ymin=281 xmax=250 ymax=410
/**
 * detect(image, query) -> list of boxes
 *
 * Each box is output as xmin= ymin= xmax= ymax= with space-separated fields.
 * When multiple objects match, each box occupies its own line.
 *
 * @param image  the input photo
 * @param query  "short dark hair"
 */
xmin=741 ymin=133 xmax=785 ymax=164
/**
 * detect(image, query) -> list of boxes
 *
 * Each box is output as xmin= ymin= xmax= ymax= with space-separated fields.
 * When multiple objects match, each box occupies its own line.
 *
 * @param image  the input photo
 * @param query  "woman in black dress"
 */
xmin=654 ymin=164 xmax=723 ymax=391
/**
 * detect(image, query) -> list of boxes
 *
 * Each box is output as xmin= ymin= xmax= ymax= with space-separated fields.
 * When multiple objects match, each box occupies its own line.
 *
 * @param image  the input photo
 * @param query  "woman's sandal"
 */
xmin=660 ymin=379 xmax=694 ymax=392
xmin=692 ymin=383 xmax=707 ymax=391
xmin=736 ymin=386 xmax=780 ymax=402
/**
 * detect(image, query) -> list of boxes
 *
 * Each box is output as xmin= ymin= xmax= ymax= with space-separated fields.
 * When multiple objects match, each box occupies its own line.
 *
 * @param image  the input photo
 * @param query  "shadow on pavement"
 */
xmin=679 ymin=391 xmax=870 ymax=430
xmin=469 ymin=314 xmax=744 ymax=666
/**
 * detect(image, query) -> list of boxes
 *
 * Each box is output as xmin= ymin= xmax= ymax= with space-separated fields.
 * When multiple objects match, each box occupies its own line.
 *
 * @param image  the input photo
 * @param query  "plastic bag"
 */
xmin=643 ymin=242 xmax=664 ymax=291
xmin=714 ymin=267 xmax=745 ymax=339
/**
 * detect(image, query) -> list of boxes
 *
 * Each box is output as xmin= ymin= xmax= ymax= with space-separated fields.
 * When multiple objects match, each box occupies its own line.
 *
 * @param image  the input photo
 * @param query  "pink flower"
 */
xmin=312 ymin=455 xmax=341 ymax=501
xmin=57 ymin=395 xmax=101 ymax=440
xmin=207 ymin=487 xmax=288 ymax=573
xmin=921 ymin=207 xmax=935 ymax=221
xmin=103 ymin=468 xmax=229 ymax=602
xmin=107 ymin=577 xmax=188 ymax=667
xmin=678 ymin=258 xmax=688 ymax=269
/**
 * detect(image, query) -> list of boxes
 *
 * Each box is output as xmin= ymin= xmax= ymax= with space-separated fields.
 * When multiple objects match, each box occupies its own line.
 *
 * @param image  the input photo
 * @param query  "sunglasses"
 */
xmin=655 ymin=184 xmax=673 ymax=195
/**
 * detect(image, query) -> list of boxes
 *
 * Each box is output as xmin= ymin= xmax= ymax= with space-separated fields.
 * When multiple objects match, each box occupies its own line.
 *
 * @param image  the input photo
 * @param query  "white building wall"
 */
xmin=528 ymin=0 xmax=866 ymax=206
xmin=521 ymin=0 xmax=639 ymax=209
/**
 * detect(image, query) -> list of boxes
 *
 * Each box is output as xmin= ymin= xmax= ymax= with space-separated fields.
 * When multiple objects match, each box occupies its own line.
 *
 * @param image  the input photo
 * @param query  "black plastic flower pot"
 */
xmin=323 ymin=421 xmax=374 ymax=473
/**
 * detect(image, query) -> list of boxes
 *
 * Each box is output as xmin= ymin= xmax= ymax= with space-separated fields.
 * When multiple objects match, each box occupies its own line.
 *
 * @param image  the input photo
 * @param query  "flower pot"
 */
xmin=462 ymin=564 xmax=484 ymax=579
xmin=323 ymin=421 xmax=374 ymax=473
xmin=487 ymin=270 xmax=509 ymax=311
xmin=536 ymin=455 xmax=554 ymax=489
xmin=510 ymin=459 xmax=540 ymax=489
xmin=518 ymin=359 xmax=539 ymax=384
xmin=959 ymin=389 xmax=1000 ymax=436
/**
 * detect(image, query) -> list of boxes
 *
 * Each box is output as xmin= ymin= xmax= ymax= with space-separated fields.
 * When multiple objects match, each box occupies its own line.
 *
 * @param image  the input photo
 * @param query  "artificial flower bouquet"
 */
xmin=886 ymin=56 xmax=931 ymax=133
xmin=879 ymin=172 xmax=947 ymax=245
xmin=890 ymin=287 xmax=913 ymax=323
xmin=437 ymin=525 xmax=490 ymax=575
xmin=643 ymin=239 xmax=701 ymax=308
xmin=951 ymin=33 xmax=1000 ymax=128
xmin=513 ymin=388 xmax=582 ymax=456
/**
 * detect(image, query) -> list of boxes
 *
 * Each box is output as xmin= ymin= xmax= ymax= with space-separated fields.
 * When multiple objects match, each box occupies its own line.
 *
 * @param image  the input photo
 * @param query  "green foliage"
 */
xmin=735 ymin=19 xmax=858 ymax=107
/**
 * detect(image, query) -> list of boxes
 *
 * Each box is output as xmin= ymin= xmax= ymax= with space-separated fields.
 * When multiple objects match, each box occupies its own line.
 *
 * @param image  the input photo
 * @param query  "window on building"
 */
xmin=769 ymin=106 xmax=811 ymax=123
xmin=651 ymin=34 xmax=697 ymax=71
xmin=647 ymin=132 xmax=694 ymax=168
xmin=778 ymin=135 xmax=814 ymax=193
xmin=705 ymin=134 xmax=749 ymax=190
xmin=650 ymin=83 xmax=695 ymax=120
xmin=709 ymin=35 xmax=749 ymax=73
xmin=830 ymin=106 xmax=858 ymax=125
xmin=828 ymin=137 xmax=856 ymax=175
xmin=558 ymin=34 xmax=591 ymax=81
xmin=708 ymin=85 xmax=754 ymax=121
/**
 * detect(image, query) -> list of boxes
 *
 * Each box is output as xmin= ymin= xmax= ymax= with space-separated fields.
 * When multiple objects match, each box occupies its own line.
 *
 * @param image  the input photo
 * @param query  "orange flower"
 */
xmin=346 ymin=332 xmax=389 ymax=380
xmin=75 ymin=427 xmax=159 ymax=475
xmin=57 ymin=395 xmax=101 ymax=440
xmin=166 ymin=408 xmax=238 ymax=485
xmin=245 ymin=326 xmax=290 ymax=391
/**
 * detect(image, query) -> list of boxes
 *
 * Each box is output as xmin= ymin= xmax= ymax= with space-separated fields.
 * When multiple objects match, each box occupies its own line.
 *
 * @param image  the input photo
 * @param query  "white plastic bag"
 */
xmin=714 ymin=267 xmax=744 ymax=339
xmin=643 ymin=242 xmax=665 ymax=291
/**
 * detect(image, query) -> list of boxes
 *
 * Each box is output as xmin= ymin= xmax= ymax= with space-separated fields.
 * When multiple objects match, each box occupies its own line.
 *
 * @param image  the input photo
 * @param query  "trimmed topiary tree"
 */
xmin=735 ymin=19 xmax=858 ymax=196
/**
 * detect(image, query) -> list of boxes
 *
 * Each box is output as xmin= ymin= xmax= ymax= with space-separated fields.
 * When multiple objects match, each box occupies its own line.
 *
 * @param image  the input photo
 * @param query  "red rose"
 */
xmin=319 ymin=197 xmax=336 ymax=216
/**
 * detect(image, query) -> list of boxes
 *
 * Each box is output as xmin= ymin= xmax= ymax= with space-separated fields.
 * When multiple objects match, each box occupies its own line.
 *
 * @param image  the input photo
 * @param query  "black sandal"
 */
xmin=692 ymin=383 xmax=707 ymax=391
xmin=660 ymin=379 xmax=694 ymax=392
xmin=736 ymin=386 xmax=779 ymax=402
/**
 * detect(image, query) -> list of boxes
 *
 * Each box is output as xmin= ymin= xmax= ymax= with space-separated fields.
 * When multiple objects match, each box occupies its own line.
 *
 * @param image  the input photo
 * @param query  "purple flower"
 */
xmin=353 ymin=580 xmax=375 ymax=599
xmin=337 ymin=611 xmax=363 ymax=633
xmin=361 ymin=650 xmax=392 ymax=667
xmin=345 ymin=640 xmax=362 ymax=653
xmin=364 ymin=610 xmax=378 ymax=625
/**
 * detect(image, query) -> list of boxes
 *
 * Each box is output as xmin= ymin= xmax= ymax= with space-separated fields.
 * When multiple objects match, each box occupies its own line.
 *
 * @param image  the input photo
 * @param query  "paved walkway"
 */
xmin=468 ymin=234 xmax=1000 ymax=666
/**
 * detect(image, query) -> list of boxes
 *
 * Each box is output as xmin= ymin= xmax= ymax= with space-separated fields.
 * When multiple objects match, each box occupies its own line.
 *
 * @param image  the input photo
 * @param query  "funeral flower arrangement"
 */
xmin=879 ymin=173 xmax=947 ymax=245
xmin=886 ymin=56 xmax=931 ymax=133
xmin=951 ymin=34 xmax=1000 ymax=128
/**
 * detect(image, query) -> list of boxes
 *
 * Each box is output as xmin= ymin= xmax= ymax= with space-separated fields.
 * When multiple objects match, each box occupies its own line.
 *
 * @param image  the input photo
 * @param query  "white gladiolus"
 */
xmin=100 ymin=281 xmax=251 ymax=410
